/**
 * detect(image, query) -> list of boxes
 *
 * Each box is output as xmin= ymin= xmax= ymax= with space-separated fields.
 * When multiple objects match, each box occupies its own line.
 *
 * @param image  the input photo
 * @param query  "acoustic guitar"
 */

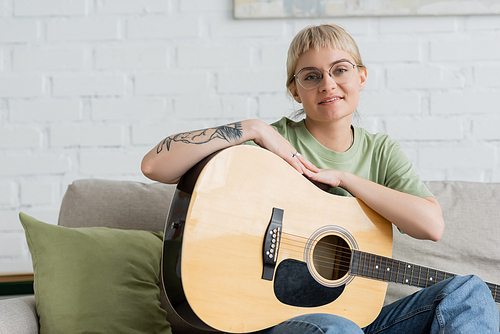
xmin=161 ymin=145 xmax=500 ymax=333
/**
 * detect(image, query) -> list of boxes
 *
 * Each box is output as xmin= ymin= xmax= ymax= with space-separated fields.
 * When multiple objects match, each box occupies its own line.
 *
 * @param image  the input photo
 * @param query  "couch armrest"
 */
xmin=0 ymin=296 xmax=38 ymax=334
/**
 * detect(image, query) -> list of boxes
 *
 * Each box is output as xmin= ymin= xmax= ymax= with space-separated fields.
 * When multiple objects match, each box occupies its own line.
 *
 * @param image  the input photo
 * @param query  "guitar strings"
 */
xmin=280 ymin=233 xmax=446 ymax=285
xmin=180 ymin=220 xmax=441 ymax=284
xmin=282 ymin=227 xmax=441 ymax=283
xmin=279 ymin=233 xmax=353 ymax=273
xmin=278 ymin=232 xmax=449 ymax=284
xmin=280 ymin=232 xmax=428 ymax=282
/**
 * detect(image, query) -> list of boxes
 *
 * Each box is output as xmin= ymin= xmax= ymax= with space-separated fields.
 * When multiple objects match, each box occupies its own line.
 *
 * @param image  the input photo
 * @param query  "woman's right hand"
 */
xmin=248 ymin=119 xmax=319 ymax=176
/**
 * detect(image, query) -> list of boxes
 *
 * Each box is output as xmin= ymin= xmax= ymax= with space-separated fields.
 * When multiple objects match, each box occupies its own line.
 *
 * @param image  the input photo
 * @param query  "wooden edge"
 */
xmin=0 ymin=273 xmax=34 ymax=283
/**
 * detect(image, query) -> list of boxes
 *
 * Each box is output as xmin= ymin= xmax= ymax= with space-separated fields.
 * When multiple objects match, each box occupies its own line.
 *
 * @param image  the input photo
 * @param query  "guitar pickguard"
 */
xmin=274 ymin=259 xmax=345 ymax=307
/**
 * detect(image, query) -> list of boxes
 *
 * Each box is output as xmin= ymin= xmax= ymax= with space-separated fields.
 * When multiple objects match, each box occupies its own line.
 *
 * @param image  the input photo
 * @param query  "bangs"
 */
xmin=287 ymin=25 xmax=359 ymax=69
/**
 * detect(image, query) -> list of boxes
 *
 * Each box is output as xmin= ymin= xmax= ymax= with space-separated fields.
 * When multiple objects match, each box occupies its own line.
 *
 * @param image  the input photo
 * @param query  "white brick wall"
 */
xmin=14 ymin=0 xmax=87 ymax=16
xmin=94 ymin=47 xmax=168 ymax=70
xmin=47 ymin=18 xmax=121 ymax=42
xmin=1 ymin=1 xmax=499 ymax=273
xmin=0 ymin=76 xmax=44 ymax=97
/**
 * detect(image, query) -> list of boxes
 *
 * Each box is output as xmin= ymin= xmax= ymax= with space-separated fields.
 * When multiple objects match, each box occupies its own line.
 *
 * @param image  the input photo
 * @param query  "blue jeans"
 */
xmin=257 ymin=275 xmax=499 ymax=334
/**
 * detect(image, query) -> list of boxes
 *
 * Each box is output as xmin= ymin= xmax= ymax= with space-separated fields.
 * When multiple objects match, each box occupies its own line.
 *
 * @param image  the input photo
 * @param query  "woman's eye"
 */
xmin=332 ymin=64 xmax=351 ymax=76
xmin=303 ymin=72 xmax=320 ymax=81
xmin=333 ymin=67 xmax=348 ymax=75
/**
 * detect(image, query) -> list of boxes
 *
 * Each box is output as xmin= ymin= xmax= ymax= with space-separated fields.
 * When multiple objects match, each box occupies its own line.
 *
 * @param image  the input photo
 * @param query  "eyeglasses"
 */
xmin=290 ymin=60 xmax=361 ymax=90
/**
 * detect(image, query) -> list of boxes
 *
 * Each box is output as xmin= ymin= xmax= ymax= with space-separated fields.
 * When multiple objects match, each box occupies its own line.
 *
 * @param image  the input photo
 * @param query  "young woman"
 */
xmin=142 ymin=24 xmax=499 ymax=334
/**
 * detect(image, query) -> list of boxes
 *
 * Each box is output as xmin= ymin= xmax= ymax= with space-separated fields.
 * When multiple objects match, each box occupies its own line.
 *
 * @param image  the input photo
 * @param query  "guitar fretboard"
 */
xmin=350 ymin=250 xmax=500 ymax=303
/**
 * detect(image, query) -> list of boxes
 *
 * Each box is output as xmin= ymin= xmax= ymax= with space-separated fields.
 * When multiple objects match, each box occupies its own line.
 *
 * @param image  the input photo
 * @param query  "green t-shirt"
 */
xmin=247 ymin=117 xmax=433 ymax=199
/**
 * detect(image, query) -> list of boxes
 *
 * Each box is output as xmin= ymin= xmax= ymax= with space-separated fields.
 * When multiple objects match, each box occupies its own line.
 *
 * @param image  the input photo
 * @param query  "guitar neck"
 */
xmin=350 ymin=250 xmax=500 ymax=303
xmin=486 ymin=282 xmax=500 ymax=303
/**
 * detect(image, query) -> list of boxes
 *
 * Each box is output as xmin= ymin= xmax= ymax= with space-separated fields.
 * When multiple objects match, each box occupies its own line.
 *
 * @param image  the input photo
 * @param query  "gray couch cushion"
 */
xmin=386 ymin=181 xmax=500 ymax=307
xmin=0 ymin=296 xmax=38 ymax=334
xmin=58 ymin=179 xmax=175 ymax=231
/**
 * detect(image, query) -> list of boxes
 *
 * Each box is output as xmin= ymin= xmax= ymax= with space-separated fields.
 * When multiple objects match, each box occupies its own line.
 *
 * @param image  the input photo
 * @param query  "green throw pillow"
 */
xmin=19 ymin=212 xmax=172 ymax=334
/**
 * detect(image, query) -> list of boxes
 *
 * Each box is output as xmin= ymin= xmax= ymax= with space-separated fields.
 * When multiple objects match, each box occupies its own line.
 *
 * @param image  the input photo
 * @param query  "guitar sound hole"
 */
xmin=313 ymin=235 xmax=351 ymax=281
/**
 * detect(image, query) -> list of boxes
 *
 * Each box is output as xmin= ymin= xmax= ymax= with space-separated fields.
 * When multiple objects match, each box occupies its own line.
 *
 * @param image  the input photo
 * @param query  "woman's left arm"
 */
xmin=304 ymin=169 xmax=444 ymax=242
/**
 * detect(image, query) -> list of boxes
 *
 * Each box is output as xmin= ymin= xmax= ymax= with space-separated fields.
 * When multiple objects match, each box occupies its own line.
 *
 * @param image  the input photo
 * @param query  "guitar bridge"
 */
xmin=262 ymin=207 xmax=283 ymax=281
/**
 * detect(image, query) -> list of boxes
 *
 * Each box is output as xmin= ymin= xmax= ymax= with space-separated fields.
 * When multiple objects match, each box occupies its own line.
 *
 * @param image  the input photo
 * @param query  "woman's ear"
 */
xmin=359 ymin=67 xmax=367 ymax=91
xmin=290 ymin=86 xmax=302 ymax=104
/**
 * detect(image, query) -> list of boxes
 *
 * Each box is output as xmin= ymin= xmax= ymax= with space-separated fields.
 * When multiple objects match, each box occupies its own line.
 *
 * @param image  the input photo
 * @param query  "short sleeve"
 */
xmin=384 ymin=142 xmax=433 ymax=199
xmin=241 ymin=117 xmax=287 ymax=147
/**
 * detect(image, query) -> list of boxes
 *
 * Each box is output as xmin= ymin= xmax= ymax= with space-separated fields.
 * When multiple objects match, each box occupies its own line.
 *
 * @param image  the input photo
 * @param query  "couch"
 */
xmin=1 ymin=178 xmax=499 ymax=333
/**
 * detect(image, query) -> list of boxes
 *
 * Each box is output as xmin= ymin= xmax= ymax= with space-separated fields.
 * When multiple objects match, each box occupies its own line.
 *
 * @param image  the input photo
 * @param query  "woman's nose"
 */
xmin=319 ymin=70 xmax=337 ymax=91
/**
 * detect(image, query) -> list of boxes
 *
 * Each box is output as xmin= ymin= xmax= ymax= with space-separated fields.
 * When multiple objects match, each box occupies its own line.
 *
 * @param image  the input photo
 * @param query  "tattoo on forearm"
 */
xmin=156 ymin=122 xmax=243 ymax=154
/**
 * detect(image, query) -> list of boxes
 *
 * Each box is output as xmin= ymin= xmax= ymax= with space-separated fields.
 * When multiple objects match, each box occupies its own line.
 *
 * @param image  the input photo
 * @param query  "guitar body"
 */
xmin=162 ymin=145 xmax=393 ymax=333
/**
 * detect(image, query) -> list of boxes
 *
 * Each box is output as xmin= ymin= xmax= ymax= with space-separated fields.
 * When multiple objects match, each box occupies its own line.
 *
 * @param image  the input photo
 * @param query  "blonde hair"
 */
xmin=286 ymin=24 xmax=365 ymax=97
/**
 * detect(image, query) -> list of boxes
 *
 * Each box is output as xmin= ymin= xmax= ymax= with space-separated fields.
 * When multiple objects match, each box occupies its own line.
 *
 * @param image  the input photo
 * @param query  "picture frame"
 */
xmin=234 ymin=0 xmax=500 ymax=18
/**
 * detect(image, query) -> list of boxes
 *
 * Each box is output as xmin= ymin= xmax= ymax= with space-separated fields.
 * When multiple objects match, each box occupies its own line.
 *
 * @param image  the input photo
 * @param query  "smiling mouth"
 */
xmin=319 ymin=97 xmax=342 ymax=104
